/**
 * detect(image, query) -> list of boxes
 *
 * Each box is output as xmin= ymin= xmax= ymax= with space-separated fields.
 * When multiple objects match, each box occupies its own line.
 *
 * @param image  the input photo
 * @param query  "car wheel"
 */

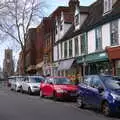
xmin=53 ymin=91 xmax=57 ymax=101
xmin=102 ymin=101 xmax=111 ymax=116
xmin=20 ymin=86 xmax=23 ymax=93
xmin=40 ymin=90 xmax=44 ymax=98
xmin=28 ymin=87 xmax=32 ymax=95
xmin=77 ymin=96 xmax=85 ymax=108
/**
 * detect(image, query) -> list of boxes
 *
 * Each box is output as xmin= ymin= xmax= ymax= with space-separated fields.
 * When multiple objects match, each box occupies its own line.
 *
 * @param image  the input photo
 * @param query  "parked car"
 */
xmin=9 ymin=76 xmax=25 ymax=92
xmin=20 ymin=76 xmax=45 ymax=95
xmin=77 ymin=75 xmax=120 ymax=116
xmin=8 ymin=76 xmax=14 ymax=87
xmin=40 ymin=76 xmax=78 ymax=100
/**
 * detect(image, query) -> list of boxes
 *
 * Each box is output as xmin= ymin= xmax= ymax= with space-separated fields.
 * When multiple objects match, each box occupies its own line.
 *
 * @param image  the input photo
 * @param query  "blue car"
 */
xmin=77 ymin=75 xmax=120 ymax=116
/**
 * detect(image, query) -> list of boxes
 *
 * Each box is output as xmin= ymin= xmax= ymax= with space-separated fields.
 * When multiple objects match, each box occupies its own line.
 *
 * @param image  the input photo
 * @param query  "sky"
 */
xmin=0 ymin=0 xmax=96 ymax=70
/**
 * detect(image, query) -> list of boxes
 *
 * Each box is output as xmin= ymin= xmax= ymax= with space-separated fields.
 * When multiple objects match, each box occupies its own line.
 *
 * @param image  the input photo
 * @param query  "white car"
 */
xmin=10 ymin=76 xmax=25 ymax=92
xmin=20 ymin=76 xmax=45 ymax=95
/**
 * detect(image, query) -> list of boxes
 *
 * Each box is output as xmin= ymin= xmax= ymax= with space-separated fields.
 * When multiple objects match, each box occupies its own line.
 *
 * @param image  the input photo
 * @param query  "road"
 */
xmin=0 ymin=84 xmax=120 ymax=120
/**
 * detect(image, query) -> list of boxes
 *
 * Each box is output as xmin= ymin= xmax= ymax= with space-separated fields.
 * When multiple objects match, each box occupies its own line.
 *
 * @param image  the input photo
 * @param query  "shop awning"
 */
xmin=77 ymin=51 xmax=108 ymax=64
xmin=58 ymin=59 xmax=74 ymax=71
xmin=106 ymin=46 xmax=120 ymax=60
xmin=36 ymin=61 xmax=44 ymax=69
xmin=27 ymin=65 xmax=36 ymax=72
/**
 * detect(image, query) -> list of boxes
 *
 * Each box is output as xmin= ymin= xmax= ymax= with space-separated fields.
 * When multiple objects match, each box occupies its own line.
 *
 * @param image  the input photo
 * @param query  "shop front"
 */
xmin=77 ymin=51 xmax=111 ymax=76
xmin=106 ymin=46 xmax=120 ymax=76
xmin=26 ymin=65 xmax=36 ymax=75
xmin=36 ymin=61 xmax=44 ymax=75
xmin=43 ymin=63 xmax=59 ymax=76
xmin=57 ymin=59 xmax=82 ymax=83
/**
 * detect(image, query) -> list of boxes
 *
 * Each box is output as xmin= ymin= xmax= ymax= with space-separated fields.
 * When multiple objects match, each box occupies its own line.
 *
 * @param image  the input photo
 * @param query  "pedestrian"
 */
xmin=75 ymin=78 xmax=79 ymax=85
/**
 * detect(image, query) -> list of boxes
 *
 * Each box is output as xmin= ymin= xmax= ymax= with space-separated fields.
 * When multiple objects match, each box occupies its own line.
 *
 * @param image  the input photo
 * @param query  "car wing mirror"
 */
xmin=49 ymin=82 xmax=53 ymax=85
xmin=98 ymin=87 xmax=104 ymax=93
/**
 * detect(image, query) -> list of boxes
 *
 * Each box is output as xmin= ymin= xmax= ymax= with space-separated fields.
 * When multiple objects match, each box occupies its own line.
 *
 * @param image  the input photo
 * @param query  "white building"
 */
xmin=53 ymin=0 xmax=120 ymax=80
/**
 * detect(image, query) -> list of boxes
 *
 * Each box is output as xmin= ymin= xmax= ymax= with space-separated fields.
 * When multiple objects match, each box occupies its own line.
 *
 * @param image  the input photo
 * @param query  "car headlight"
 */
xmin=111 ymin=93 xmax=120 ymax=101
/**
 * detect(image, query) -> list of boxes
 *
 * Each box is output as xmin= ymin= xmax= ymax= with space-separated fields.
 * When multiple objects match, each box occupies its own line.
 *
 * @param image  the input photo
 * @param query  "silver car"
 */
xmin=20 ymin=76 xmax=45 ymax=95
xmin=10 ymin=76 xmax=25 ymax=92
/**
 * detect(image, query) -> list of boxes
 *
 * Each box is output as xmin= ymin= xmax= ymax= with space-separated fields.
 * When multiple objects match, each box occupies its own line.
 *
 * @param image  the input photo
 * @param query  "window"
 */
xmin=110 ymin=20 xmax=118 ymax=46
xmin=104 ymin=0 xmax=112 ymax=14
xmin=57 ymin=45 xmax=59 ymax=60
xmin=84 ymin=76 xmax=92 ymax=86
xmin=81 ymin=33 xmax=87 ymax=54
xmin=75 ymin=14 xmax=79 ymax=26
xmin=64 ymin=42 xmax=67 ymax=58
xmin=75 ymin=37 xmax=79 ymax=56
xmin=95 ymin=27 xmax=102 ymax=50
xmin=90 ymin=76 xmax=103 ymax=89
xmin=69 ymin=40 xmax=72 ymax=57
xmin=60 ymin=20 xmax=63 ymax=31
xmin=55 ymin=26 xmax=57 ymax=34
xmin=61 ymin=43 xmax=63 ymax=58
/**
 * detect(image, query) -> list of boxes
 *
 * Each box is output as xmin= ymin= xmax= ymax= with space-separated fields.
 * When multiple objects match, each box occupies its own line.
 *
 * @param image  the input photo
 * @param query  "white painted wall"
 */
xmin=53 ymin=46 xmax=58 ymax=61
xmin=72 ymin=38 xmax=75 ymax=57
xmin=58 ymin=43 xmax=61 ymax=59
xmin=88 ymin=30 xmax=96 ymax=53
xmin=102 ymin=23 xmax=111 ymax=49
xmin=80 ymin=14 xmax=88 ymax=27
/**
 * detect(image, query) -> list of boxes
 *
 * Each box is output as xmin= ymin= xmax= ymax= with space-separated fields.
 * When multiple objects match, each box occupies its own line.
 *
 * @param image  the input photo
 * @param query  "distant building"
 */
xmin=3 ymin=49 xmax=14 ymax=77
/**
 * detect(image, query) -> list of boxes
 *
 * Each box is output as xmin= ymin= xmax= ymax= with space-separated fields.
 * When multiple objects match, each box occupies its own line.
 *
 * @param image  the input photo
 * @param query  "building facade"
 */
xmin=3 ymin=49 xmax=14 ymax=77
xmin=53 ymin=0 xmax=120 ymax=82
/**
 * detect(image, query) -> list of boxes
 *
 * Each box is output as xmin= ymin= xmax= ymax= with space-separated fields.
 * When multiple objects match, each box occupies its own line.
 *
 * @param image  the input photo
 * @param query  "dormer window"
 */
xmin=55 ymin=26 xmax=57 ymax=34
xmin=75 ymin=14 xmax=79 ymax=26
xmin=60 ymin=20 xmax=63 ymax=31
xmin=104 ymin=0 xmax=112 ymax=14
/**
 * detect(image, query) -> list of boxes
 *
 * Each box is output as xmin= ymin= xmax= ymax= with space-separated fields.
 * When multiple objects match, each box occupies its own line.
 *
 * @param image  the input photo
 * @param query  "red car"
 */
xmin=40 ymin=76 xmax=78 ymax=100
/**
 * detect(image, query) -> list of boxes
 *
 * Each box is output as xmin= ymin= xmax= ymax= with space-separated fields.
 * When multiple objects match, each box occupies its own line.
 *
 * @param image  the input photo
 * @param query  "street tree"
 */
xmin=0 ymin=0 xmax=47 ymax=50
xmin=0 ymin=0 xmax=47 ymax=73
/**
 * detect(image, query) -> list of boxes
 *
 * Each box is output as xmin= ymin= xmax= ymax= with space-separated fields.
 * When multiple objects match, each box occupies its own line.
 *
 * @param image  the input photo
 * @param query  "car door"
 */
xmin=42 ymin=78 xmax=54 ymax=97
xmin=41 ymin=78 xmax=50 ymax=96
xmin=22 ymin=77 xmax=29 ymax=91
xmin=83 ymin=76 xmax=94 ymax=104
xmin=47 ymin=78 xmax=54 ymax=97
xmin=88 ymin=76 xmax=104 ymax=108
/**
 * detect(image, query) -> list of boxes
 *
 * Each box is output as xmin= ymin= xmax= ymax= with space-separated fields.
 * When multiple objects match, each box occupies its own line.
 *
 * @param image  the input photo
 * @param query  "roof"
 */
xmin=81 ymin=0 xmax=120 ymax=32
xmin=55 ymin=0 xmax=120 ymax=44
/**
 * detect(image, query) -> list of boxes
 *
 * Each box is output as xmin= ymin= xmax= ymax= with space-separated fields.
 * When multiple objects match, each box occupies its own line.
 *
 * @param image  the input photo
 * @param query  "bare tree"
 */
xmin=0 ymin=0 xmax=47 ymax=50
xmin=0 ymin=0 xmax=47 ymax=73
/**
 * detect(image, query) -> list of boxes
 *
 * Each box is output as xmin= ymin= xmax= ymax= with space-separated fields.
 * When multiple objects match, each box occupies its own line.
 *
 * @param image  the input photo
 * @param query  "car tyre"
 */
xmin=102 ymin=101 xmax=111 ymax=116
xmin=40 ymin=90 xmax=44 ymax=98
xmin=28 ymin=87 xmax=32 ymax=95
xmin=53 ymin=91 xmax=58 ymax=101
xmin=20 ymin=86 xmax=23 ymax=93
xmin=77 ymin=96 xmax=85 ymax=108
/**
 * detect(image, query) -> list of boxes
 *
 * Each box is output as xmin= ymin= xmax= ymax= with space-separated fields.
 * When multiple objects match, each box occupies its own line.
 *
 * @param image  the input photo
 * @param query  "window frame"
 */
xmin=110 ymin=20 xmax=118 ymax=46
xmin=95 ymin=27 xmax=102 ymax=50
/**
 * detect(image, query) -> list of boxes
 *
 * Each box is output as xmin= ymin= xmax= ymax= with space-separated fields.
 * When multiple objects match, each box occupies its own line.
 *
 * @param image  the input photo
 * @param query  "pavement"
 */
xmin=0 ymin=84 xmax=120 ymax=120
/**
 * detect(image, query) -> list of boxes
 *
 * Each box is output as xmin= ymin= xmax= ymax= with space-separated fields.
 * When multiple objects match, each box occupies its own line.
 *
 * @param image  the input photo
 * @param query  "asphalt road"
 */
xmin=0 ymin=84 xmax=120 ymax=120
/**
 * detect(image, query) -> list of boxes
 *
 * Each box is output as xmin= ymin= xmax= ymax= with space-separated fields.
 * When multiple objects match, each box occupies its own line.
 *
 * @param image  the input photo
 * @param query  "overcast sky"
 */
xmin=0 ymin=0 xmax=96 ymax=69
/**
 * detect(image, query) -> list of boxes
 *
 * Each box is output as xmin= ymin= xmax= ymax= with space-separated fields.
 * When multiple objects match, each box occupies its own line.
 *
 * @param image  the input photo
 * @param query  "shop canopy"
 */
xmin=106 ymin=46 xmax=120 ymax=61
xmin=77 ymin=51 xmax=108 ymax=64
xmin=58 ymin=59 xmax=74 ymax=71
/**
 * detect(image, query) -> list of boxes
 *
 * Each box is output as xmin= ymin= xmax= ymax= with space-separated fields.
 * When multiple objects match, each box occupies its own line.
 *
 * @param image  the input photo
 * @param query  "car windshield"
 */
xmin=102 ymin=76 xmax=120 ymax=90
xmin=31 ymin=77 xmax=44 ymax=83
xmin=55 ymin=78 xmax=72 ymax=85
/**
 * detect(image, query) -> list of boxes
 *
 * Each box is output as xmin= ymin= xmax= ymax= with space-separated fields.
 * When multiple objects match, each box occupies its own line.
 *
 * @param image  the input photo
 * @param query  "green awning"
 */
xmin=77 ymin=51 xmax=108 ymax=64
